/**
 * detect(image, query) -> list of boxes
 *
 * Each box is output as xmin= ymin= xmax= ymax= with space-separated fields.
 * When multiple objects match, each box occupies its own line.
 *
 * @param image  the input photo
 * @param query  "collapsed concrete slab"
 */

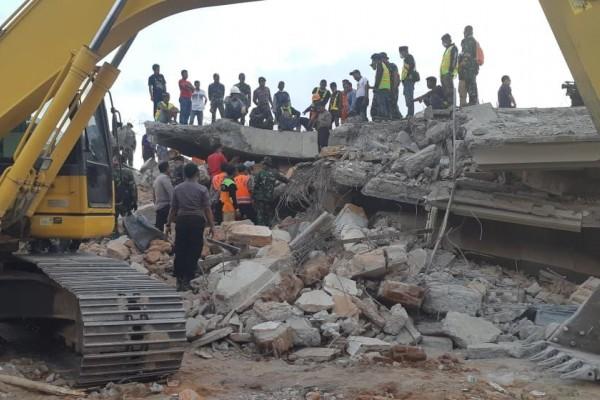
xmin=442 ymin=312 xmax=501 ymax=349
xmin=146 ymin=120 xmax=318 ymax=160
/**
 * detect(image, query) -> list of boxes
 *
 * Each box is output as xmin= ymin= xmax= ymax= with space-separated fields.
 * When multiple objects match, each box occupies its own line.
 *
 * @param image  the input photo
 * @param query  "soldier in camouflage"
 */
xmin=459 ymin=25 xmax=480 ymax=107
xmin=252 ymin=157 xmax=289 ymax=226
xmin=113 ymin=155 xmax=138 ymax=219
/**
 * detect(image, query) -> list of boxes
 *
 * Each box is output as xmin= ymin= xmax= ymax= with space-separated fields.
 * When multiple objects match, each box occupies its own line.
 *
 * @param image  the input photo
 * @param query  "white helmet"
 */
xmin=230 ymin=86 xmax=241 ymax=95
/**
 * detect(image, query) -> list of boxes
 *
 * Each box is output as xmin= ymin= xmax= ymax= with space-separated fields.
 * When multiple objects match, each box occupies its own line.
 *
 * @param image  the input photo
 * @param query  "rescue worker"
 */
xmin=329 ymin=82 xmax=342 ymax=127
xmin=315 ymin=105 xmax=333 ymax=152
xmin=225 ymin=86 xmax=248 ymax=124
xmin=113 ymin=155 xmax=138 ymax=235
xmin=235 ymin=164 xmax=256 ymax=223
xmin=235 ymin=73 xmax=252 ymax=125
xmin=381 ymin=52 xmax=402 ymax=120
xmin=167 ymin=163 xmax=215 ymax=291
xmin=278 ymin=101 xmax=302 ymax=131
xmin=370 ymin=53 xmax=392 ymax=121
xmin=117 ymin=122 xmax=136 ymax=166
xmin=209 ymin=73 xmax=225 ymax=123
xmin=155 ymin=92 xmax=179 ymax=123
xmin=399 ymin=46 xmax=419 ymax=118
xmin=304 ymin=80 xmax=331 ymax=130
xmin=153 ymin=161 xmax=174 ymax=232
xmin=440 ymin=34 xmax=458 ymax=105
xmin=209 ymin=166 xmax=226 ymax=225
xmin=252 ymin=157 xmax=289 ymax=227
xmin=273 ymin=81 xmax=291 ymax=124
xmin=414 ymin=76 xmax=449 ymax=110
xmin=459 ymin=25 xmax=480 ymax=106
xmin=220 ymin=163 xmax=239 ymax=223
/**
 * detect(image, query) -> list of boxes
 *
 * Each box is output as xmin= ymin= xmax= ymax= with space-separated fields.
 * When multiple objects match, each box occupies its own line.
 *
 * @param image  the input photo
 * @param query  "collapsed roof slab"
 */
xmin=146 ymin=120 xmax=318 ymax=160
xmin=463 ymin=105 xmax=600 ymax=170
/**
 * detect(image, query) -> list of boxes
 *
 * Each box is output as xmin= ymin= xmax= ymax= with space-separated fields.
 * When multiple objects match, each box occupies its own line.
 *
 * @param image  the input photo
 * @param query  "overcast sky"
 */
xmin=0 ymin=0 xmax=573 ymax=165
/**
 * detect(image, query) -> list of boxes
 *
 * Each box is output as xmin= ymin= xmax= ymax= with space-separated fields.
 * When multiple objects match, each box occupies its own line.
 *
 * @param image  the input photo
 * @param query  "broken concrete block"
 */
xmin=332 ymin=294 xmax=360 ymax=318
xmin=383 ymin=245 xmax=408 ymax=270
xmin=144 ymin=250 xmax=162 ymax=264
xmin=385 ymin=345 xmax=427 ymax=362
xmin=425 ymin=121 xmax=452 ymax=145
xmin=352 ymin=296 xmax=385 ymax=328
xmin=323 ymin=273 xmax=359 ymax=297
xmin=347 ymin=336 xmax=392 ymax=357
xmin=256 ymin=240 xmax=290 ymax=258
xmin=227 ymin=224 xmax=273 ymax=247
xmin=525 ymin=282 xmax=542 ymax=297
xmin=213 ymin=258 xmax=284 ymax=314
xmin=106 ymin=236 xmax=131 ymax=261
xmin=442 ymin=312 xmax=501 ymax=349
xmin=395 ymin=318 xmax=422 ymax=346
xmin=290 ymin=347 xmax=340 ymax=362
xmin=407 ymin=248 xmax=427 ymax=275
xmin=466 ymin=343 xmax=515 ymax=360
xmin=334 ymin=204 xmax=369 ymax=252
xmin=194 ymin=327 xmax=234 ymax=348
xmin=403 ymin=144 xmax=441 ymax=178
xmin=185 ymin=317 xmax=207 ymax=340
xmin=378 ymin=281 xmax=425 ymax=308
xmin=320 ymin=322 xmax=341 ymax=338
xmin=422 ymin=284 xmax=482 ymax=316
xmin=349 ymin=249 xmax=387 ymax=279
xmin=421 ymin=336 xmax=453 ymax=353
xmin=252 ymin=321 xmax=294 ymax=356
xmin=416 ymin=321 xmax=444 ymax=336
xmin=271 ymin=229 xmax=291 ymax=243
xmin=295 ymin=290 xmax=334 ymax=313
xmin=300 ymin=254 xmax=330 ymax=286
xmin=253 ymin=301 xmax=295 ymax=322
xmin=286 ymin=317 xmax=322 ymax=347
xmin=383 ymin=304 xmax=409 ymax=335
xmin=259 ymin=271 xmax=303 ymax=304
xmin=229 ymin=332 xmax=252 ymax=343
xmin=340 ymin=317 xmax=362 ymax=336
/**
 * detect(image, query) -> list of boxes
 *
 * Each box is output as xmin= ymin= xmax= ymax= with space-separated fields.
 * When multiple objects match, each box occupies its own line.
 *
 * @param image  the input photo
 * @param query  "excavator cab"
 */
xmin=0 ymin=101 xmax=115 ymax=240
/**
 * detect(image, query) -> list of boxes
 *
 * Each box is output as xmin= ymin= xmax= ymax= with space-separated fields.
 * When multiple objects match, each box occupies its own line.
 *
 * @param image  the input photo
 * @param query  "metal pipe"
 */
xmin=0 ymin=0 xmax=35 ymax=33
xmin=89 ymin=0 xmax=128 ymax=52
xmin=110 ymin=34 xmax=136 ymax=68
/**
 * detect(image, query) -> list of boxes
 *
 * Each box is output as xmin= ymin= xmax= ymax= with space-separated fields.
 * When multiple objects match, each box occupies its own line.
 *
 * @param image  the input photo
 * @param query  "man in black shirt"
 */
xmin=498 ymin=75 xmax=516 ymax=108
xmin=399 ymin=46 xmax=418 ymax=118
xmin=208 ymin=73 xmax=225 ymax=124
xmin=415 ymin=76 xmax=448 ymax=110
xmin=148 ymin=64 xmax=167 ymax=115
xmin=235 ymin=73 xmax=251 ymax=124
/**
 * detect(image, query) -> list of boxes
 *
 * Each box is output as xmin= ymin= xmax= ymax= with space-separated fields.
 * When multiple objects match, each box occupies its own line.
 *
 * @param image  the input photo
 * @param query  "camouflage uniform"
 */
xmin=113 ymin=167 xmax=138 ymax=217
xmin=252 ymin=168 xmax=288 ymax=226
xmin=459 ymin=36 xmax=479 ymax=106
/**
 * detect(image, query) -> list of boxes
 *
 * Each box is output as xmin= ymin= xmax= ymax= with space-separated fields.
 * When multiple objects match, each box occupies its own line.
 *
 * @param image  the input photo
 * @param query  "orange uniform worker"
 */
xmin=220 ymin=164 xmax=239 ymax=222
xmin=210 ymin=169 xmax=226 ymax=224
xmin=234 ymin=164 xmax=256 ymax=223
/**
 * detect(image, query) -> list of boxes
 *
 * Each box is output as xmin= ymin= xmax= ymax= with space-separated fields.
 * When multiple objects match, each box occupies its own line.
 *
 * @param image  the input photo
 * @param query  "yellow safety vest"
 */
xmin=330 ymin=92 xmax=340 ymax=111
xmin=378 ymin=62 xmax=391 ymax=90
xmin=440 ymin=45 xmax=457 ymax=77
xmin=401 ymin=62 xmax=410 ymax=81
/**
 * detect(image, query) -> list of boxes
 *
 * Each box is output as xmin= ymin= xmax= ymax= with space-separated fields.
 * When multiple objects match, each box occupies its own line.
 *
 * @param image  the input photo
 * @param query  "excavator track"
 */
xmin=16 ymin=254 xmax=186 ymax=387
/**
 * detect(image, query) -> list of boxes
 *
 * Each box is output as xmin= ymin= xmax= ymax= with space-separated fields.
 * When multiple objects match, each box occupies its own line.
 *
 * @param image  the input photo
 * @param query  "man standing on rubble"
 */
xmin=117 ymin=122 xmax=136 ymax=166
xmin=235 ymin=164 xmax=256 ymax=223
xmin=252 ymin=77 xmax=274 ymax=129
xmin=459 ymin=25 xmax=481 ymax=106
xmin=370 ymin=53 xmax=392 ymax=121
xmin=440 ymin=34 xmax=458 ymax=105
xmin=341 ymin=79 xmax=356 ymax=123
xmin=315 ymin=105 xmax=333 ymax=152
xmin=304 ymin=80 xmax=331 ymax=130
xmin=498 ymin=75 xmax=517 ymax=108
xmin=381 ymin=52 xmax=402 ymax=120
xmin=209 ymin=73 xmax=225 ymax=124
xmin=148 ymin=64 xmax=167 ymax=116
xmin=350 ymin=70 xmax=369 ymax=121
xmin=167 ymin=163 xmax=215 ymax=291
xmin=235 ymin=73 xmax=252 ymax=125
xmin=153 ymin=161 xmax=174 ymax=232
xmin=329 ymin=82 xmax=342 ymax=127
xmin=399 ymin=46 xmax=418 ymax=118
xmin=178 ymin=70 xmax=194 ymax=124
xmin=252 ymin=157 xmax=289 ymax=226
xmin=273 ymin=81 xmax=291 ymax=125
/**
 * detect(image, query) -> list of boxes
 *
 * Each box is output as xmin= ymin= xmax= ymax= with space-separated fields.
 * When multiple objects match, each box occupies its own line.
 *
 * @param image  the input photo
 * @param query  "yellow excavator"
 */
xmin=0 ymin=0 xmax=598 ymax=386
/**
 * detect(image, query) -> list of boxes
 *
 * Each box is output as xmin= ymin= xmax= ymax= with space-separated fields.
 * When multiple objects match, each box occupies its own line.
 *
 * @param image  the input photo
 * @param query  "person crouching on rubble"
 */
xmin=252 ymin=157 xmax=289 ymax=227
xmin=155 ymin=92 xmax=179 ymax=123
xmin=167 ymin=163 xmax=215 ymax=291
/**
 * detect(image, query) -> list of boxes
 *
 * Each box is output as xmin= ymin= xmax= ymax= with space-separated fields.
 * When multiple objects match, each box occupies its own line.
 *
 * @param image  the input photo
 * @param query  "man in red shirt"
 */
xmin=179 ymin=69 xmax=194 ymax=125
xmin=207 ymin=145 xmax=227 ymax=177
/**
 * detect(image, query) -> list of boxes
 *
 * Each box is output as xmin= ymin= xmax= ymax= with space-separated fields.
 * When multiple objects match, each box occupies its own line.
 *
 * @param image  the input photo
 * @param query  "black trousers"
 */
xmin=239 ymin=203 xmax=257 ymax=224
xmin=155 ymin=206 xmax=170 ymax=232
xmin=174 ymin=215 xmax=205 ymax=282
xmin=317 ymin=127 xmax=330 ymax=152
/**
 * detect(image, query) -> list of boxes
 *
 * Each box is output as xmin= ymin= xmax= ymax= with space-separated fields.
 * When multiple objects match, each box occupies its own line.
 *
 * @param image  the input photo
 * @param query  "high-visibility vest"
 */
xmin=330 ymin=92 xmax=340 ymax=111
xmin=220 ymin=177 xmax=236 ymax=212
xmin=401 ymin=61 xmax=410 ymax=81
xmin=378 ymin=63 xmax=391 ymax=90
xmin=440 ymin=45 xmax=457 ymax=77
xmin=235 ymin=175 xmax=252 ymax=204
xmin=212 ymin=172 xmax=226 ymax=191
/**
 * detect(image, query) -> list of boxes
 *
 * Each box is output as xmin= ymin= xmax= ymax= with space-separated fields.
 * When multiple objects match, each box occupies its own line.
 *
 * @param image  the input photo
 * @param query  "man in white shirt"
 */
xmin=350 ymin=69 xmax=369 ymax=121
xmin=190 ymin=80 xmax=208 ymax=126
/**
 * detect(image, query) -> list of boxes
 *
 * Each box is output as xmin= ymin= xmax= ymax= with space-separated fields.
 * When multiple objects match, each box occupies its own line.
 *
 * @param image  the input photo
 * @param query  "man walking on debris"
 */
xmin=153 ymin=161 xmax=174 ymax=232
xmin=168 ymin=163 xmax=215 ymax=291
xmin=459 ymin=25 xmax=482 ymax=106
xmin=225 ymin=86 xmax=248 ymax=124
xmin=220 ymin=163 xmax=239 ymax=223
xmin=399 ymin=46 xmax=418 ymax=118
xmin=190 ymin=80 xmax=207 ymax=125
xmin=370 ymin=53 xmax=392 ymax=121
xmin=350 ymin=69 xmax=369 ymax=121
xmin=117 ymin=122 xmax=136 ymax=166
xmin=381 ymin=52 xmax=402 ymax=120
xmin=209 ymin=73 xmax=225 ymax=123
xmin=148 ymin=63 xmax=167 ymax=115
xmin=252 ymin=157 xmax=289 ymax=226
xmin=113 ymin=155 xmax=138 ymax=233
xmin=235 ymin=73 xmax=252 ymax=125
xmin=440 ymin=34 xmax=458 ymax=105
xmin=341 ymin=79 xmax=356 ymax=123
xmin=235 ymin=164 xmax=256 ymax=223
xmin=414 ymin=76 xmax=448 ymax=110
xmin=178 ymin=70 xmax=194 ymax=124
xmin=273 ymin=81 xmax=291 ymax=125
xmin=498 ymin=75 xmax=517 ymax=109
xmin=252 ymin=77 xmax=274 ymax=128
xmin=329 ymin=82 xmax=342 ymax=127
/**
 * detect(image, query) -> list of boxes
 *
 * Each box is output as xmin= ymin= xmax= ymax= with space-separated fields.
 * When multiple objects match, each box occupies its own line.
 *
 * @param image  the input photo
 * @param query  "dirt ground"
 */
xmin=2 ymin=348 xmax=600 ymax=400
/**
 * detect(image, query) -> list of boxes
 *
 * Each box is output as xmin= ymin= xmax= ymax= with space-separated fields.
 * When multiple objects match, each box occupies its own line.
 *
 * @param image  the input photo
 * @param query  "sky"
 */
xmin=0 ymin=0 xmax=574 ymax=166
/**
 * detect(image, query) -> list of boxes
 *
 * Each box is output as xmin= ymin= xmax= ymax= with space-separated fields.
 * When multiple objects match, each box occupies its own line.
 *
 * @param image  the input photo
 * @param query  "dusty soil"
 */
xmin=2 ymin=348 xmax=600 ymax=400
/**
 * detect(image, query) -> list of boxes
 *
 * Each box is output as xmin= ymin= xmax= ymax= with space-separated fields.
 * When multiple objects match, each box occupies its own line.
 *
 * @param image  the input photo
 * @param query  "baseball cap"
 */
xmin=349 ymin=69 xmax=361 ymax=75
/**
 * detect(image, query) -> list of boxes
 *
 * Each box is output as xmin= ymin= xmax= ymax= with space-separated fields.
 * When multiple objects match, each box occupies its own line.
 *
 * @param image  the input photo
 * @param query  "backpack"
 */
xmin=476 ymin=41 xmax=485 ymax=66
